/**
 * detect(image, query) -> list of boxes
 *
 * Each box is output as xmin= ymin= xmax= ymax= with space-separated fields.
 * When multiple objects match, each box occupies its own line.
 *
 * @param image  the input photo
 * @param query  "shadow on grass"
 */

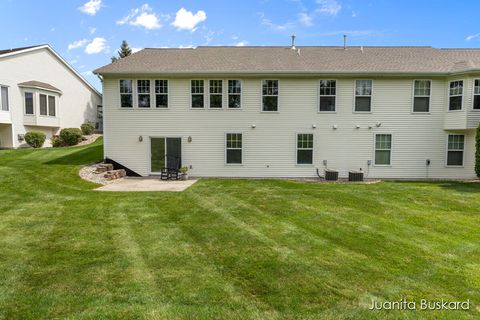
xmin=437 ymin=181 xmax=480 ymax=193
xmin=44 ymin=143 xmax=103 ymax=165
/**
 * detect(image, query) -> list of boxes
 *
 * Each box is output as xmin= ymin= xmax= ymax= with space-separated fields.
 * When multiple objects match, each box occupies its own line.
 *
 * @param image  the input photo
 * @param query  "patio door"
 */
xmin=150 ymin=137 xmax=182 ymax=173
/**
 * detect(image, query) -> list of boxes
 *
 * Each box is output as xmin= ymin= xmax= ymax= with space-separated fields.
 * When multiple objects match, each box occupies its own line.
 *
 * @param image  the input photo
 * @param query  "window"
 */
xmin=1 ymin=86 xmax=8 ymax=111
xmin=413 ymin=80 xmax=431 ymax=112
xmin=355 ymin=80 xmax=372 ymax=112
xmin=155 ymin=80 xmax=168 ymax=108
xmin=120 ymin=80 xmax=133 ymax=108
xmin=319 ymin=80 xmax=336 ymax=112
xmin=449 ymin=80 xmax=463 ymax=111
xmin=39 ymin=94 xmax=48 ymax=115
xmin=191 ymin=80 xmax=204 ymax=108
xmin=474 ymin=80 xmax=480 ymax=110
xmin=25 ymin=92 xmax=34 ymax=115
xmin=297 ymin=134 xmax=313 ymax=164
xmin=137 ymin=80 xmax=151 ymax=108
xmin=209 ymin=80 xmax=223 ymax=108
xmin=228 ymin=80 xmax=241 ymax=108
xmin=48 ymin=96 xmax=56 ymax=116
xmin=447 ymin=135 xmax=464 ymax=166
xmin=226 ymin=133 xmax=242 ymax=164
xmin=262 ymin=80 xmax=278 ymax=111
xmin=374 ymin=134 xmax=392 ymax=165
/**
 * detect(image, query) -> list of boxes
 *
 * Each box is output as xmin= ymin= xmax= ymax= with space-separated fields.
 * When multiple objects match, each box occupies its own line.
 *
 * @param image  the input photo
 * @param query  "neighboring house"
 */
xmin=0 ymin=45 xmax=102 ymax=148
xmin=94 ymin=45 xmax=480 ymax=179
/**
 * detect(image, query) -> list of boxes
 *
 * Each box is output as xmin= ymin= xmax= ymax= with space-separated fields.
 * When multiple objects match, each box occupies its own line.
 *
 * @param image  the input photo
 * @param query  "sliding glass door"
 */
xmin=150 ymin=137 xmax=181 ymax=173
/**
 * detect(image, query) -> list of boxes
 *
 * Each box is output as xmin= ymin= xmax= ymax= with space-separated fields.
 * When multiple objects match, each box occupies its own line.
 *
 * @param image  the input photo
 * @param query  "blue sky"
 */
xmin=1 ymin=0 xmax=480 ymax=90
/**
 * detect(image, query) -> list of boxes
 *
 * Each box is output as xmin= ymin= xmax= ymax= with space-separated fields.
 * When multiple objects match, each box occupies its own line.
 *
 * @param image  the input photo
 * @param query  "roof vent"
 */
xmin=343 ymin=34 xmax=347 ymax=50
xmin=291 ymin=34 xmax=296 ymax=50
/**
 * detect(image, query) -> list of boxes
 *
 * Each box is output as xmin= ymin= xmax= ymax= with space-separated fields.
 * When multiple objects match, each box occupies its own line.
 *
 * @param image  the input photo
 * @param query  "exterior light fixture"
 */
xmin=312 ymin=124 xmax=317 ymax=129
xmin=188 ymin=136 xmax=193 ymax=143
xmin=138 ymin=135 xmax=143 ymax=142
xmin=332 ymin=125 xmax=338 ymax=130
xmin=368 ymin=125 xmax=373 ymax=129
xmin=376 ymin=122 xmax=382 ymax=127
xmin=355 ymin=125 xmax=360 ymax=129
xmin=251 ymin=124 xmax=256 ymax=128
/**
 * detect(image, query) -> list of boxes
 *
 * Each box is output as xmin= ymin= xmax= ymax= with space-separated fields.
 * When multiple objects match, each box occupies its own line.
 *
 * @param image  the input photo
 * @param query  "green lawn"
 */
xmin=1 ymin=139 xmax=480 ymax=319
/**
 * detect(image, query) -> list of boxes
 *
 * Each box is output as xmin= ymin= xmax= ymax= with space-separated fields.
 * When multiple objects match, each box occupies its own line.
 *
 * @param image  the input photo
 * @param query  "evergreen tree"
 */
xmin=476 ymin=123 xmax=480 ymax=178
xmin=111 ymin=40 xmax=132 ymax=63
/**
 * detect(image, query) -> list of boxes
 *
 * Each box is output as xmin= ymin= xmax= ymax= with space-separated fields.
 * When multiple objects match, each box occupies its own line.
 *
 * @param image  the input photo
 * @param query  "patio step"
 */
xmin=104 ymin=169 xmax=126 ymax=180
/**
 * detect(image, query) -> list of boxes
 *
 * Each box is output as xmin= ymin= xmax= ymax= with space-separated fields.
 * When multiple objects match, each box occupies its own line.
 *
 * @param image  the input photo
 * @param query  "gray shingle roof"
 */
xmin=93 ymin=46 xmax=480 ymax=75
xmin=18 ymin=80 xmax=62 ymax=93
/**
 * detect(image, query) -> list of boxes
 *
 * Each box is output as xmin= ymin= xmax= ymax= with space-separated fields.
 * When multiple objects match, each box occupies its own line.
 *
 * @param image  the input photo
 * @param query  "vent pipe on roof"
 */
xmin=343 ymin=34 xmax=347 ymax=50
xmin=291 ymin=34 xmax=296 ymax=50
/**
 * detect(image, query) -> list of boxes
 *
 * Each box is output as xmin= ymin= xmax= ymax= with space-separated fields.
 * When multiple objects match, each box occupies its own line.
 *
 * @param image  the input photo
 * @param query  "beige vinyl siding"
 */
xmin=103 ymin=76 xmax=478 ymax=179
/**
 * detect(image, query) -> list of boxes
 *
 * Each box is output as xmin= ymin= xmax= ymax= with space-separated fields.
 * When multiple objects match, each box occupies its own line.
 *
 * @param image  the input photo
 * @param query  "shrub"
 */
xmin=51 ymin=135 xmax=64 ymax=148
xmin=59 ymin=128 xmax=83 ymax=146
xmin=81 ymin=122 xmax=95 ymax=135
xmin=476 ymin=124 xmax=480 ymax=178
xmin=24 ymin=131 xmax=46 ymax=148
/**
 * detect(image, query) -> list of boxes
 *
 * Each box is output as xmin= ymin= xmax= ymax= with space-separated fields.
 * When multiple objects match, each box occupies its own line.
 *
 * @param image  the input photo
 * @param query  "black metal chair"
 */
xmin=160 ymin=155 xmax=181 ymax=180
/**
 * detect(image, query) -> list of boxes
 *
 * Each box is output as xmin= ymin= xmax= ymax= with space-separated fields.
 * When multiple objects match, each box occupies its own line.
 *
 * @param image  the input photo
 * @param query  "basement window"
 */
xmin=447 ymin=134 xmax=464 ymax=166
xmin=297 ymin=133 xmax=313 ymax=164
xmin=191 ymin=80 xmax=204 ymax=108
xmin=209 ymin=80 xmax=223 ymax=108
xmin=137 ymin=80 xmax=151 ymax=108
xmin=119 ymin=80 xmax=133 ymax=108
xmin=319 ymin=80 xmax=336 ymax=112
xmin=449 ymin=80 xmax=463 ymax=111
xmin=262 ymin=80 xmax=278 ymax=111
xmin=413 ymin=80 xmax=431 ymax=112
xmin=355 ymin=80 xmax=372 ymax=112
xmin=226 ymin=133 xmax=242 ymax=164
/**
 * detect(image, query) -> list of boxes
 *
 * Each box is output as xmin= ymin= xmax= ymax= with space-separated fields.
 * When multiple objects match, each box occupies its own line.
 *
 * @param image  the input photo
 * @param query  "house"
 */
xmin=0 ymin=45 xmax=102 ymax=148
xmin=94 ymin=45 xmax=480 ymax=179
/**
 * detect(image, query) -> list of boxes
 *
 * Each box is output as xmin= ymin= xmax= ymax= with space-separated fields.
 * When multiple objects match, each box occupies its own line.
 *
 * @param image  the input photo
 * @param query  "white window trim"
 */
xmin=448 ymin=80 xmax=464 ymax=112
xmin=296 ymin=133 xmax=314 ymax=166
xmin=227 ymin=79 xmax=243 ymax=110
xmin=445 ymin=133 xmax=465 ymax=168
xmin=119 ymin=79 xmax=134 ymax=109
xmin=154 ymin=79 xmax=169 ymax=109
xmin=208 ymin=79 xmax=224 ymax=110
xmin=472 ymin=79 xmax=480 ymax=111
xmin=353 ymin=79 xmax=373 ymax=113
xmin=190 ymin=79 xmax=206 ymax=110
xmin=136 ymin=79 xmax=152 ymax=109
xmin=23 ymin=91 xmax=35 ymax=116
xmin=0 ymin=85 xmax=9 ymax=112
xmin=318 ymin=79 xmax=337 ymax=113
xmin=225 ymin=132 xmax=243 ymax=165
xmin=411 ymin=79 xmax=432 ymax=114
xmin=373 ymin=133 xmax=393 ymax=167
xmin=260 ymin=80 xmax=280 ymax=113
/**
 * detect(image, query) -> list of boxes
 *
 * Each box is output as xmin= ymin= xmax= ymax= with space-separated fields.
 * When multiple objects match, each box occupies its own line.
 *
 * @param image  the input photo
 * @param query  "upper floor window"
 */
xmin=155 ymin=80 xmax=168 ymax=108
xmin=447 ymin=134 xmax=464 ymax=166
xmin=474 ymin=80 xmax=480 ymax=110
xmin=137 ymin=80 xmax=151 ymax=108
xmin=25 ymin=92 xmax=34 ymax=115
xmin=226 ymin=133 xmax=242 ymax=164
xmin=319 ymin=80 xmax=336 ymax=112
xmin=209 ymin=80 xmax=223 ymax=109
xmin=119 ymin=80 xmax=133 ymax=108
xmin=1 ymin=86 xmax=8 ymax=111
xmin=228 ymin=80 xmax=241 ymax=108
xmin=191 ymin=80 xmax=204 ymax=108
xmin=297 ymin=133 xmax=313 ymax=164
xmin=355 ymin=80 xmax=372 ymax=112
xmin=413 ymin=80 xmax=431 ymax=112
xmin=449 ymin=80 xmax=463 ymax=111
xmin=262 ymin=80 xmax=278 ymax=112
xmin=374 ymin=134 xmax=392 ymax=165
xmin=39 ymin=94 xmax=56 ymax=116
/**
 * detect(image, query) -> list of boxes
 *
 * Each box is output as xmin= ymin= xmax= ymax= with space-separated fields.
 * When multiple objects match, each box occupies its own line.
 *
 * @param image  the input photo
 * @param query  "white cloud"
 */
xmin=315 ymin=0 xmax=342 ymax=16
xmin=82 ymin=70 xmax=93 ymax=76
xmin=117 ymin=4 xmax=161 ymax=30
xmin=235 ymin=41 xmax=248 ymax=47
xmin=298 ymin=12 xmax=313 ymax=26
xmin=259 ymin=13 xmax=293 ymax=31
xmin=89 ymin=27 xmax=96 ymax=34
xmin=68 ymin=39 xmax=88 ymax=50
xmin=466 ymin=33 xmax=480 ymax=41
xmin=85 ymin=37 xmax=108 ymax=54
xmin=79 ymin=0 xmax=102 ymax=16
xmin=172 ymin=8 xmax=207 ymax=31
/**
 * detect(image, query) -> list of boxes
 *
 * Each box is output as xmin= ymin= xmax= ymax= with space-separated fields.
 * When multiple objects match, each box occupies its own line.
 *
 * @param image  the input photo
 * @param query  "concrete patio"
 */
xmin=95 ymin=177 xmax=198 ymax=192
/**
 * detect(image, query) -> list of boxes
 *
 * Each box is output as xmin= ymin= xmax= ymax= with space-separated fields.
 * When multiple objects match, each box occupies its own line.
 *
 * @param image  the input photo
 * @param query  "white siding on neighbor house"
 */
xmin=103 ymin=76 xmax=479 ymax=179
xmin=0 ymin=47 xmax=101 ymax=148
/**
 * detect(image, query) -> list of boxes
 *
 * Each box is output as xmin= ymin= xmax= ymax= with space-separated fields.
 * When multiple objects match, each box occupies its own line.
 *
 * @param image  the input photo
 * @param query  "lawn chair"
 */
xmin=160 ymin=155 xmax=181 ymax=180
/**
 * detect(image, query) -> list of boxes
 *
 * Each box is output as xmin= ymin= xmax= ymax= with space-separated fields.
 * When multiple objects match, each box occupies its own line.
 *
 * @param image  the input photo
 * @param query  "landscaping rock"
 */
xmin=104 ymin=169 xmax=126 ymax=181
xmin=95 ymin=163 xmax=113 ymax=173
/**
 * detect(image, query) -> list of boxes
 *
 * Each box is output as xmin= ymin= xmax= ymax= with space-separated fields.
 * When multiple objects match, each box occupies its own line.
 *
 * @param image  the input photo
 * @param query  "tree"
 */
xmin=111 ymin=40 xmax=132 ymax=62
xmin=476 ymin=123 xmax=480 ymax=178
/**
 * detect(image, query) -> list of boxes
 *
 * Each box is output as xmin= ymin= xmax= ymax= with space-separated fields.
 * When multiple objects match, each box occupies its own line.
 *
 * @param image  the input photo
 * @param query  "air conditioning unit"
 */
xmin=349 ymin=170 xmax=364 ymax=182
xmin=325 ymin=169 xmax=339 ymax=181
